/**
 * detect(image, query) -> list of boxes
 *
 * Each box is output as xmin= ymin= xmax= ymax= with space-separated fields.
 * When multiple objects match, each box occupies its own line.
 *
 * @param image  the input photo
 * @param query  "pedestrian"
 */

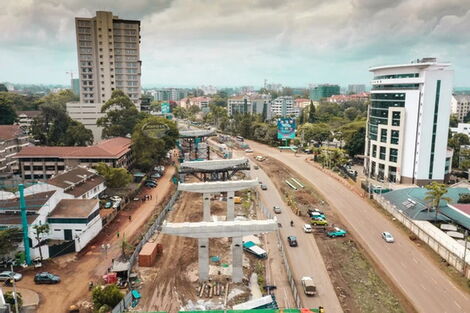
xmin=117 ymin=231 xmax=120 ymax=238
xmin=128 ymin=215 xmax=132 ymax=222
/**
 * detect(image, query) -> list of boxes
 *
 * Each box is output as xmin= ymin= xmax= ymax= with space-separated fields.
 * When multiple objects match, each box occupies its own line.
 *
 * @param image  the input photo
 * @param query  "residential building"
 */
xmin=47 ymin=167 xmax=106 ymax=199
xmin=451 ymin=94 xmax=470 ymax=122
xmin=348 ymin=84 xmax=366 ymax=94
xmin=15 ymin=137 xmax=132 ymax=180
xmin=365 ymin=57 xmax=453 ymax=185
xmin=66 ymin=102 xmax=104 ymax=142
xmin=309 ymin=84 xmax=340 ymax=101
xmin=15 ymin=110 xmax=41 ymax=134
xmin=294 ymin=98 xmax=311 ymax=109
xmin=180 ymin=97 xmax=211 ymax=110
xmin=227 ymin=95 xmax=272 ymax=119
xmin=0 ymin=125 xmax=30 ymax=177
xmin=327 ymin=92 xmax=370 ymax=103
xmin=450 ymin=123 xmax=470 ymax=137
xmin=71 ymin=78 xmax=80 ymax=97
xmin=150 ymin=88 xmax=190 ymax=102
xmin=75 ymin=11 xmax=142 ymax=109
xmin=271 ymin=96 xmax=300 ymax=117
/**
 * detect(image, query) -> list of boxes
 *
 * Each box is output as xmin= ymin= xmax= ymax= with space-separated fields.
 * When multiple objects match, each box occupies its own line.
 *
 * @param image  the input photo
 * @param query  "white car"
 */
xmin=0 ymin=271 xmax=22 ymax=282
xmin=245 ymin=149 xmax=253 ymax=153
xmin=303 ymin=224 xmax=312 ymax=233
xmin=381 ymin=232 xmax=395 ymax=243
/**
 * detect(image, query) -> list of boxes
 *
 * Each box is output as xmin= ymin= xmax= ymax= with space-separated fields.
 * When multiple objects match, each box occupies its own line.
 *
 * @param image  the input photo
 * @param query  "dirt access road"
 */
xmin=247 ymin=140 xmax=470 ymax=313
xmin=239 ymin=151 xmax=343 ymax=312
xmin=15 ymin=166 xmax=176 ymax=313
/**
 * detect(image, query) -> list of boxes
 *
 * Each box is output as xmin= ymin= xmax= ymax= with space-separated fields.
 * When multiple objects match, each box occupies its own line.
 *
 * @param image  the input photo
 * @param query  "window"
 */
xmin=379 ymin=147 xmax=386 ymax=160
xmin=392 ymin=111 xmax=401 ymax=126
xmin=380 ymin=129 xmax=387 ymax=143
xmin=372 ymin=145 xmax=377 ymax=158
xmin=389 ymin=148 xmax=398 ymax=163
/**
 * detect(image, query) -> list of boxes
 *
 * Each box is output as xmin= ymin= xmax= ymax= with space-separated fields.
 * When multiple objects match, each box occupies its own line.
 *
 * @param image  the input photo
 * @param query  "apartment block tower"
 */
xmin=365 ymin=58 xmax=453 ymax=185
xmin=75 ymin=11 xmax=141 ymax=109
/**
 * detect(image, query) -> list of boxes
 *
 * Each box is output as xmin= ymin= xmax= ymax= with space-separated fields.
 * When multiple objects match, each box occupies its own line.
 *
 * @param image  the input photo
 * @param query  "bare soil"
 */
xmin=252 ymin=154 xmax=407 ymax=313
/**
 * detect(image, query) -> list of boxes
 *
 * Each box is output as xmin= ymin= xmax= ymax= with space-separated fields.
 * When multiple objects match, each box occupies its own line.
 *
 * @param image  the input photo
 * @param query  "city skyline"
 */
xmin=1 ymin=0 xmax=470 ymax=87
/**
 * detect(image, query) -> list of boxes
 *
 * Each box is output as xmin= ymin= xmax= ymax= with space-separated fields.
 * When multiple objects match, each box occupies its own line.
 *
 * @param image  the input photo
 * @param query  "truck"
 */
xmin=243 ymin=241 xmax=267 ymax=259
xmin=301 ymin=276 xmax=317 ymax=296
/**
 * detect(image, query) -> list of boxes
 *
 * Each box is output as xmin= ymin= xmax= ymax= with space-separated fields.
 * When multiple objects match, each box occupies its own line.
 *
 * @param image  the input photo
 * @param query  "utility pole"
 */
xmin=19 ymin=184 xmax=31 ymax=265
xmin=10 ymin=265 xmax=19 ymax=313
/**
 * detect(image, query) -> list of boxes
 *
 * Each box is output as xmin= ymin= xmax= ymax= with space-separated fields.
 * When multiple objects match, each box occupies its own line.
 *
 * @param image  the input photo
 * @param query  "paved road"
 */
xmin=247 ymin=140 xmax=470 ymax=313
xmin=242 ymin=152 xmax=343 ymax=312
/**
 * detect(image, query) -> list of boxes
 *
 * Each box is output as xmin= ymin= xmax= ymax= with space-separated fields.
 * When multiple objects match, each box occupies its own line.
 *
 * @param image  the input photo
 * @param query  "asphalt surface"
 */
xmin=247 ymin=140 xmax=470 ymax=313
xmin=242 ymin=152 xmax=344 ymax=312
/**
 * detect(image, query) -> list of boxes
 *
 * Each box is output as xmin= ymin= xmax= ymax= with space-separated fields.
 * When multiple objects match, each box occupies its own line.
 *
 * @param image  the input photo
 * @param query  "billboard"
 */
xmin=277 ymin=118 xmax=296 ymax=139
xmin=161 ymin=102 xmax=170 ymax=114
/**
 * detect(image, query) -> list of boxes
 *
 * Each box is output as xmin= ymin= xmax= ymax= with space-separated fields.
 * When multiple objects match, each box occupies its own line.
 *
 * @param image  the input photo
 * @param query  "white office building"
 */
xmin=271 ymin=96 xmax=300 ymax=117
xmin=365 ymin=58 xmax=453 ymax=185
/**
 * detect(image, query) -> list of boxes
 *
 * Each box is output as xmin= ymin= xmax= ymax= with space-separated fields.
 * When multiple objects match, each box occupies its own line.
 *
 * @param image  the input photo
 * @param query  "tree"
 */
xmin=344 ymin=107 xmax=360 ymax=121
xmin=4 ymin=291 xmax=23 ymax=310
xmin=300 ymin=123 xmax=331 ymax=145
xmin=64 ymin=120 xmax=94 ymax=146
xmin=149 ymin=100 xmax=161 ymax=112
xmin=172 ymin=106 xmax=188 ymax=119
xmin=92 ymin=284 xmax=123 ymax=313
xmin=0 ymin=228 xmax=22 ymax=256
xmin=132 ymin=116 xmax=179 ymax=172
xmin=339 ymin=120 xmax=367 ymax=157
xmin=35 ymin=89 xmax=78 ymax=109
xmin=0 ymin=84 xmax=8 ymax=92
xmin=188 ymin=105 xmax=201 ymax=115
xmin=97 ymin=90 xmax=140 ymax=139
xmin=307 ymin=101 xmax=316 ymax=123
xmin=0 ymin=99 xmax=16 ymax=124
xmin=32 ymin=224 xmax=50 ymax=261
xmin=449 ymin=114 xmax=459 ymax=127
xmin=94 ymin=163 xmax=132 ymax=188
xmin=0 ymin=92 xmax=40 ymax=111
xmin=424 ymin=182 xmax=452 ymax=222
xmin=448 ymin=133 xmax=470 ymax=168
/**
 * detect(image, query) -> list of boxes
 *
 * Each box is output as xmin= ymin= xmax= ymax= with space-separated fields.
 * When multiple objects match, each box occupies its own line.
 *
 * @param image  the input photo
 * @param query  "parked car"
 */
xmin=260 ymin=184 xmax=268 ymax=190
xmin=104 ymin=201 xmax=112 ymax=209
xmin=273 ymin=206 xmax=282 ymax=214
xmin=0 ymin=271 xmax=22 ymax=282
xmin=145 ymin=182 xmax=157 ymax=188
xmin=311 ymin=218 xmax=328 ymax=226
xmin=381 ymin=232 xmax=395 ymax=243
xmin=301 ymin=276 xmax=317 ymax=296
xmin=34 ymin=272 xmax=60 ymax=284
xmin=309 ymin=211 xmax=326 ymax=220
xmin=253 ymin=165 xmax=259 ymax=170
xmin=144 ymin=179 xmax=157 ymax=184
xmin=327 ymin=227 xmax=347 ymax=238
xmin=287 ymin=236 xmax=298 ymax=247
xmin=303 ymin=224 xmax=313 ymax=233
xmin=245 ymin=149 xmax=253 ymax=153
xmin=150 ymin=173 xmax=161 ymax=179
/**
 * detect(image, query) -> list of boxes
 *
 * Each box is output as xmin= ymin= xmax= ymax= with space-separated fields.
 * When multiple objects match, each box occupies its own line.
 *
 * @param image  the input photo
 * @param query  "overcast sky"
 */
xmin=1 ymin=0 xmax=469 ymax=87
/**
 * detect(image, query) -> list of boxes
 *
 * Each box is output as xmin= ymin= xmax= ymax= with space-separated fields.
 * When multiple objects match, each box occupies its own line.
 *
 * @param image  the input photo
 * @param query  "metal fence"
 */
xmin=260 ymin=206 xmax=303 ymax=308
xmin=111 ymin=190 xmax=181 ymax=313
xmin=374 ymin=194 xmax=470 ymax=279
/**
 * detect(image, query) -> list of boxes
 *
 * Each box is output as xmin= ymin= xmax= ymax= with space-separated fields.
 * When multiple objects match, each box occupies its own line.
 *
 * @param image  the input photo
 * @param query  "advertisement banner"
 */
xmin=161 ymin=102 xmax=170 ymax=114
xmin=277 ymin=118 xmax=296 ymax=139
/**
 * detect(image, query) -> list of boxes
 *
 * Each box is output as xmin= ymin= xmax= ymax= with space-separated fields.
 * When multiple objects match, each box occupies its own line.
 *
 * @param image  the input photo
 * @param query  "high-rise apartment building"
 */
xmin=309 ymin=84 xmax=340 ymax=101
xmin=75 ymin=11 xmax=141 ymax=109
xmin=451 ymin=94 xmax=470 ymax=122
xmin=348 ymin=84 xmax=366 ymax=94
xmin=271 ymin=96 xmax=300 ymax=117
xmin=365 ymin=58 xmax=453 ymax=185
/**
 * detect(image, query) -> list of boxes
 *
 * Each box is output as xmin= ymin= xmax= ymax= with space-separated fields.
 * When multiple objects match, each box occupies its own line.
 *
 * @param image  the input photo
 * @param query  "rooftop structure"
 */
xmin=47 ymin=167 xmax=106 ymax=199
xmin=0 ymin=124 xmax=30 ymax=176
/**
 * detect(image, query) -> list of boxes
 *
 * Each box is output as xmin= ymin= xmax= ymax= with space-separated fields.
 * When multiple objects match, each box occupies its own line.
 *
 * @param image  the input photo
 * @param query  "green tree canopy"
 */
xmin=0 ymin=228 xmax=23 ymax=256
xmin=339 ymin=120 xmax=366 ymax=157
xmin=0 ymin=84 xmax=8 ymax=92
xmin=424 ymin=182 xmax=452 ymax=221
xmin=307 ymin=101 xmax=316 ymax=123
xmin=35 ymin=89 xmax=78 ymax=109
xmin=92 ymin=284 xmax=123 ymax=313
xmin=0 ymin=98 xmax=17 ymax=124
xmin=4 ymin=291 xmax=23 ymax=310
xmin=64 ymin=120 xmax=94 ymax=146
xmin=448 ymin=133 xmax=470 ymax=168
xmin=449 ymin=114 xmax=459 ymax=127
xmin=0 ymin=92 xmax=40 ymax=111
xmin=301 ymin=123 xmax=331 ymax=144
xmin=132 ymin=116 xmax=179 ymax=172
xmin=97 ymin=90 xmax=141 ymax=139
xmin=94 ymin=163 xmax=132 ymax=188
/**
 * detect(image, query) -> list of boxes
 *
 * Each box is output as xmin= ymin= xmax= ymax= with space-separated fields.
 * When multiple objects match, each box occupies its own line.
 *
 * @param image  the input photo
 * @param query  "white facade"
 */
xmin=227 ymin=95 xmax=272 ymax=120
xmin=271 ymin=96 xmax=300 ymax=117
xmin=451 ymin=94 xmax=470 ymax=122
xmin=450 ymin=123 xmax=470 ymax=137
xmin=365 ymin=58 xmax=453 ymax=185
xmin=66 ymin=102 xmax=104 ymax=142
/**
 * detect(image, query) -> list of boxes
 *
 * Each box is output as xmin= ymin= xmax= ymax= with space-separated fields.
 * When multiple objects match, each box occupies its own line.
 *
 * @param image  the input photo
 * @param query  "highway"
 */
xmin=241 ymin=151 xmax=344 ymax=312
xmin=247 ymin=140 xmax=470 ymax=313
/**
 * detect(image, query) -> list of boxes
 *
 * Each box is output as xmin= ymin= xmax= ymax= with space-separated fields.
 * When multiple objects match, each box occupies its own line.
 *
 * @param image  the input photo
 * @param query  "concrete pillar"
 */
xmin=227 ymin=191 xmax=234 ymax=221
xmin=232 ymin=236 xmax=243 ymax=283
xmin=198 ymin=237 xmax=209 ymax=281
xmin=203 ymin=193 xmax=211 ymax=221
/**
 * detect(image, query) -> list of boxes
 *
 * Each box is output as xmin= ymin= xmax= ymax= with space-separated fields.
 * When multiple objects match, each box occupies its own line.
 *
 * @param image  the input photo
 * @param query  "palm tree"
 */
xmin=424 ymin=182 xmax=452 ymax=222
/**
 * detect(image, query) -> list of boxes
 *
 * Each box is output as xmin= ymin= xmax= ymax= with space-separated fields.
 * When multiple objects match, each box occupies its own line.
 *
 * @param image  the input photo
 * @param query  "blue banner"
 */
xmin=277 ymin=118 xmax=296 ymax=139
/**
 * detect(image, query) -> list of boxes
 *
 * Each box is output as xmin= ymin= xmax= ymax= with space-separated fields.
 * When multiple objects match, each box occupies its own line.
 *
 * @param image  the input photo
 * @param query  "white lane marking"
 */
xmin=454 ymin=300 xmax=462 ymax=310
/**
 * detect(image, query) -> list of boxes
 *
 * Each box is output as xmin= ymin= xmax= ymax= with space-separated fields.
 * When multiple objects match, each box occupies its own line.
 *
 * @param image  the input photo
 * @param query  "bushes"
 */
xmin=92 ymin=284 xmax=123 ymax=312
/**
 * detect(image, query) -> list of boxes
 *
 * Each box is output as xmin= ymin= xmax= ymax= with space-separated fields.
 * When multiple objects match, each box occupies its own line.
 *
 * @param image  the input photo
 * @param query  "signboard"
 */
xmin=141 ymin=122 xmax=170 ymax=139
xmin=277 ymin=118 xmax=296 ymax=139
xmin=161 ymin=102 xmax=170 ymax=114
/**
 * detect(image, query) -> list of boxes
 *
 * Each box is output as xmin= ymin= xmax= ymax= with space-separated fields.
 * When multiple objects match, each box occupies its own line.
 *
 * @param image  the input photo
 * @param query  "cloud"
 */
xmin=0 ymin=0 xmax=469 ymax=86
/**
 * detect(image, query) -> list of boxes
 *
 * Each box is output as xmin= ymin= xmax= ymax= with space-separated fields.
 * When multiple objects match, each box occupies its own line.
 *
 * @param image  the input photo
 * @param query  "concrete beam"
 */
xmin=178 ymin=179 xmax=259 ymax=193
xmin=198 ymin=238 xmax=209 ymax=281
xmin=232 ymin=236 xmax=243 ymax=283
xmin=180 ymin=158 xmax=249 ymax=171
xmin=162 ymin=219 xmax=278 ymax=238
xmin=203 ymin=193 xmax=211 ymax=222
xmin=179 ymin=129 xmax=215 ymax=138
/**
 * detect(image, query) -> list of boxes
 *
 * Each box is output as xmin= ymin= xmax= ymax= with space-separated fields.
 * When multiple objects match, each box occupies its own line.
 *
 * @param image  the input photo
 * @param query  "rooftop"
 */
xmin=16 ymin=110 xmax=41 ymax=118
xmin=47 ymin=167 xmax=105 ymax=197
xmin=49 ymin=199 xmax=99 ymax=218
xmin=15 ymin=137 xmax=131 ymax=159
xmin=0 ymin=213 xmax=38 ymax=226
xmin=0 ymin=190 xmax=56 ymax=212
xmin=0 ymin=125 xmax=25 ymax=141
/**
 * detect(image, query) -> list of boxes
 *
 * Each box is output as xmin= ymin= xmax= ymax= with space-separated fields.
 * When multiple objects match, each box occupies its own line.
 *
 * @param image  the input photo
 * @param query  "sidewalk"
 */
xmin=2 ymin=286 xmax=40 ymax=309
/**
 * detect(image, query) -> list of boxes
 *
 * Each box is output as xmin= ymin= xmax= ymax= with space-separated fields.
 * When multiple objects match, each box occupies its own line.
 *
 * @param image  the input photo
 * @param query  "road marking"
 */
xmin=413 ymin=257 xmax=418 ymax=264
xmin=454 ymin=301 xmax=462 ymax=310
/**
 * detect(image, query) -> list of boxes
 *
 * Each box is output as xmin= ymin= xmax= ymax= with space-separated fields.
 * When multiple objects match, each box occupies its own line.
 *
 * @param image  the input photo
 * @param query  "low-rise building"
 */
xmin=66 ymin=102 xmax=104 ymax=142
xmin=294 ymin=98 xmax=311 ymax=109
xmin=227 ymin=95 xmax=272 ymax=119
xmin=0 ymin=125 xmax=30 ymax=177
xmin=450 ymin=123 xmax=470 ymax=137
xmin=271 ymin=96 xmax=300 ymax=117
xmin=47 ymin=167 xmax=106 ymax=199
xmin=179 ymin=97 xmax=212 ymax=110
xmin=327 ymin=92 xmax=370 ymax=103
xmin=451 ymin=94 xmax=470 ymax=122
xmin=16 ymin=110 xmax=41 ymax=134
xmin=15 ymin=137 xmax=132 ymax=180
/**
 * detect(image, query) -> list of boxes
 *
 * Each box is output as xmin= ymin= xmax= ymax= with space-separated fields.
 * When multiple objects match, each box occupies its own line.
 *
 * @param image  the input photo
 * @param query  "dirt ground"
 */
xmin=14 ymin=166 xmax=177 ymax=313
xmin=139 ymin=177 xmax=264 ymax=312
xmin=252 ymin=154 xmax=407 ymax=313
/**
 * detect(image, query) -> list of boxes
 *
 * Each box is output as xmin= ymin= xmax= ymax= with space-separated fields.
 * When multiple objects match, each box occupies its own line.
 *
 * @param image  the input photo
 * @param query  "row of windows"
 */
xmin=371 ymin=93 xmax=405 ymax=100
xmin=374 ymin=73 xmax=419 ymax=80
xmin=78 ymin=34 xmax=91 ymax=40
xmin=371 ymin=100 xmax=405 ymax=109
xmin=115 ymin=62 xmax=138 ymax=68
xmin=115 ymin=56 xmax=138 ymax=61
xmin=372 ymin=84 xmax=419 ymax=90
xmin=371 ymin=145 xmax=399 ymax=163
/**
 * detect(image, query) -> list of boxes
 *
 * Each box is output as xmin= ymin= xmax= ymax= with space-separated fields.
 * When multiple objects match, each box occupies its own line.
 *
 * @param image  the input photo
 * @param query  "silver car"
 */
xmin=0 ymin=271 xmax=23 ymax=281
xmin=381 ymin=232 xmax=395 ymax=243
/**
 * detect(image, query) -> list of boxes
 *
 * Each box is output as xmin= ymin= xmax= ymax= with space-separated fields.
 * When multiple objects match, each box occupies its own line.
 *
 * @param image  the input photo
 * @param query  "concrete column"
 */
xmin=227 ymin=191 xmax=235 ymax=221
xmin=198 ymin=237 xmax=209 ymax=282
xmin=203 ymin=193 xmax=211 ymax=221
xmin=232 ymin=236 xmax=243 ymax=283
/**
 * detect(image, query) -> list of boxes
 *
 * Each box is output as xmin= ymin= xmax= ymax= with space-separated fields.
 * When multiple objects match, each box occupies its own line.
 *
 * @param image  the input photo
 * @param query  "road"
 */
xmin=240 ymin=151 xmax=343 ymax=312
xmin=247 ymin=140 xmax=470 ymax=313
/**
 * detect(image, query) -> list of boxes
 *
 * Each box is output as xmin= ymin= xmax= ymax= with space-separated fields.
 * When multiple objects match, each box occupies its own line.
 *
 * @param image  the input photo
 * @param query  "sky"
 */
xmin=1 ymin=0 xmax=470 ymax=88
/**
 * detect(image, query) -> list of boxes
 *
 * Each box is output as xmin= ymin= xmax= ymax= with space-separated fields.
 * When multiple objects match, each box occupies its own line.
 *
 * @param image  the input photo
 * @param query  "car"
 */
xmin=381 ymin=232 xmax=395 ymax=243
xmin=309 ymin=212 xmax=326 ymax=220
xmin=303 ymin=224 xmax=312 ymax=233
xmin=145 ymin=182 xmax=157 ymax=188
xmin=273 ymin=206 xmax=282 ymax=214
xmin=104 ymin=201 xmax=112 ymax=209
xmin=311 ymin=218 xmax=328 ymax=226
xmin=287 ymin=236 xmax=298 ymax=247
xmin=0 ymin=271 xmax=22 ymax=282
xmin=144 ymin=179 xmax=157 ymax=184
xmin=253 ymin=165 xmax=259 ymax=170
xmin=245 ymin=149 xmax=253 ymax=153
xmin=34 ymin=272 xmax=60 ymax=284
xmin=301 ymin=276 xmax=317 ymax=296
xmin=150 ymin=173 xmax=161 ymax=179
xmin=260 ymin=184 xmax=268 ymax=190
xmin=327 ymin=227 xmax=347 ymax=238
